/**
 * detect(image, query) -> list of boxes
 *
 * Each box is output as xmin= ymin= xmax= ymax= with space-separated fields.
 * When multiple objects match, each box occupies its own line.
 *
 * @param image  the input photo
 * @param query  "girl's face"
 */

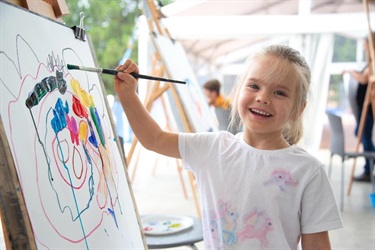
xmin=237 ymin=56 xmax=300 ymax=147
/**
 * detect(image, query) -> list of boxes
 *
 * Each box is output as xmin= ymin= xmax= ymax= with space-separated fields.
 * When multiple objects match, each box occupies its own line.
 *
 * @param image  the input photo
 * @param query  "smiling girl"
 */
xmin=114 ymin=45 xmax=343 ymax=249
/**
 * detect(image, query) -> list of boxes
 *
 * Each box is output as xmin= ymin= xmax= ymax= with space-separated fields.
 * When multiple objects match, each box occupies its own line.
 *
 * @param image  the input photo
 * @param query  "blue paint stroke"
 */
xmin=87 ymin=120 xmax=98 ymax=148
xmin=51 ymin=98 xmax=69 ymax=134
xmin=108 ymin=208 xmax=119 ymax=229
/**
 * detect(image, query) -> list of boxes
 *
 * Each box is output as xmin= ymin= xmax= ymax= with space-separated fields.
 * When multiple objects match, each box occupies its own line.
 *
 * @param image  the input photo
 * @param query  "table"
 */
xmin=142 ymin=215 xmax=203 ymax=249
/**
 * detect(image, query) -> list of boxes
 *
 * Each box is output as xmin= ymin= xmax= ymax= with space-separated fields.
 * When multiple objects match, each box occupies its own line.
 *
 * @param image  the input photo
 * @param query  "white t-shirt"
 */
xmin=178 ymin=131 xmax=343 ymax=249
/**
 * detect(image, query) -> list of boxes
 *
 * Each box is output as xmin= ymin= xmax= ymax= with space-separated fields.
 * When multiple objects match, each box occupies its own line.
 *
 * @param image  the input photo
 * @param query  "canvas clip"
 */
xmin=72 ymin=12 xmax=86 ymax=41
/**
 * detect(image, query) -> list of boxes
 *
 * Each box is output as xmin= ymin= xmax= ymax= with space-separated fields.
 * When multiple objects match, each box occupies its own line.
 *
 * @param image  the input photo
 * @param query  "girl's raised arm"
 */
xmin=114 ymin=59 xmax=180 ymax=159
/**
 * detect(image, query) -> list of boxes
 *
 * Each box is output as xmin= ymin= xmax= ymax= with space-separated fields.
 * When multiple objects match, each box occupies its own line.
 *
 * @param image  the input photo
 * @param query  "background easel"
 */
xmin=0 ymin=1 xmax=68 ymax=249
xmin=347 ymin=0 xmax=375 ymax=195
xmin=126 ymin=0 xmax=202 ymax=217
xmin=126 ymin=56 xmax=189 ymax=199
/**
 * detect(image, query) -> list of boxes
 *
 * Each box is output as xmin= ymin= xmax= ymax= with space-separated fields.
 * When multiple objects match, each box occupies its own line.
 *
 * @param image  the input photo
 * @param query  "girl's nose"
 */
xmin=256 ymin=93 xmax=270 ymax=105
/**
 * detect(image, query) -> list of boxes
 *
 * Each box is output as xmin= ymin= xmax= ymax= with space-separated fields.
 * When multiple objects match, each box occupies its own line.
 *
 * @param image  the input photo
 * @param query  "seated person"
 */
xmin=203 ymin=79 xmax=235 ymax=132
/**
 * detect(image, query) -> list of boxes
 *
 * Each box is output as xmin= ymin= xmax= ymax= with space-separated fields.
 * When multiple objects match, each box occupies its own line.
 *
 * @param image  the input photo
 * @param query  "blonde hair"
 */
xmin=229 ymin=45 xmax=311 ymax=145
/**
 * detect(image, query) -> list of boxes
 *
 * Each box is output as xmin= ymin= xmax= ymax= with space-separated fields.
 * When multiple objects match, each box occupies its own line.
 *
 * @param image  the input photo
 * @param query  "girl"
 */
xmin=114 ymin=45 xmax=343 ymax=249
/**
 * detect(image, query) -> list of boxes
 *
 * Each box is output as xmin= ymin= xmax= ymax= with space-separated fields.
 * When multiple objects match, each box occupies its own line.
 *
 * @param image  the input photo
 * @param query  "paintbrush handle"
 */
xmin=131 ymin=73 xmax=186 ymax=84
xmin=68 ymin=65 xmax=186 ymax=84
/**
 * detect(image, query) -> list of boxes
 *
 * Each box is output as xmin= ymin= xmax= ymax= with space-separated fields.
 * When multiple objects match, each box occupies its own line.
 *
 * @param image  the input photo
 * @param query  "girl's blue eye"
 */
xmin=274 ymin=90 xmax=286 ymax=96
xmin=248 ymin=84 xmax=259 ymax=90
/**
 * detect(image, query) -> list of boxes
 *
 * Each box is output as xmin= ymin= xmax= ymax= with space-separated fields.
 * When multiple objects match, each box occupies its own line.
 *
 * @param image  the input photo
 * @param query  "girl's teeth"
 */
xmin=251 ymin=109 xmax=271 ymax=117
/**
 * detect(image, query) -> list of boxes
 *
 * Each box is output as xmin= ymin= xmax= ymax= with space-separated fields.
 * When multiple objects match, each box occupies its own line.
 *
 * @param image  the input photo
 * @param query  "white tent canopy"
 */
xmin=161 ymin=0 xmax=370 ymax=67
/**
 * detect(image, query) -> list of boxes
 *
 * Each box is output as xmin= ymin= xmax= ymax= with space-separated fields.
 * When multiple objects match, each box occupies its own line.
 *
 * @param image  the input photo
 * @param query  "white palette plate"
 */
xmin=142 ymin=215 xmax=194 ymax=235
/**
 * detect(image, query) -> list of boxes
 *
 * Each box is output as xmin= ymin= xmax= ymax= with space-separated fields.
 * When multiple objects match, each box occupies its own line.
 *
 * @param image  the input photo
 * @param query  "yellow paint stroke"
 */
xmin=79 ymin=121 xmax=88 ymax=142
xmin=70 ymin=79 xmax=95 ymax=107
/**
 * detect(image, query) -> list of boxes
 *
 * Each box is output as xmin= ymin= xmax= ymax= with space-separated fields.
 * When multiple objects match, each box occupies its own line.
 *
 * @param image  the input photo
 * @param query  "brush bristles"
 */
xmin=67 ymin=64 xmax=80 ymax=70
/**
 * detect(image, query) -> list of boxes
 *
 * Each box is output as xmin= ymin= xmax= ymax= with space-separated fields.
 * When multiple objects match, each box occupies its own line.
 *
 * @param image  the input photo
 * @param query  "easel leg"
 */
xmin=347 ymin=158 xmax=358 ymax=196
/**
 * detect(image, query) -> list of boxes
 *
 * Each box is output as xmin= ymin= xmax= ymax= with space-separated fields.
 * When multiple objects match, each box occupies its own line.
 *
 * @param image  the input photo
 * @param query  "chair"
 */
xmin=326 ymin=109 xmax=375 ymax=211
xmin=343 ymin=74 xmax=360 ymax=123
xmin=215 ymin=106 xmax=240 ymax=134
xmin=215 ymin=107 xmax=231 ymax=131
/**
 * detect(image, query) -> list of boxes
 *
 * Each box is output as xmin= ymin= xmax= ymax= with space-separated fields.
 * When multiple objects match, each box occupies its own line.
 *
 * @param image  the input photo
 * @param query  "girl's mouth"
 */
xmin=250 ymin=108 xmax=272 ymax=117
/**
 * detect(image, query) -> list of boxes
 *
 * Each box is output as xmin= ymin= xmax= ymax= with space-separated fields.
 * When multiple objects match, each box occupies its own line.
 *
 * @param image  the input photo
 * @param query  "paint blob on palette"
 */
xmin=142 ymin=215 xmax=194 ymax=235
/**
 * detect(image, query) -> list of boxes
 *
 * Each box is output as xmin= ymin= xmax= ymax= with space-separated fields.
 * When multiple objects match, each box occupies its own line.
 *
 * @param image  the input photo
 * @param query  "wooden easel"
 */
xmin=126 ymin=0 xmax=201 ymax=217
xmin=0 ymin=1 xmax=69 ymax=249
xmin=347 ymin=0 xmax=375 ymax=195
xmin=6 ymin=0 xmax=69 ymax=20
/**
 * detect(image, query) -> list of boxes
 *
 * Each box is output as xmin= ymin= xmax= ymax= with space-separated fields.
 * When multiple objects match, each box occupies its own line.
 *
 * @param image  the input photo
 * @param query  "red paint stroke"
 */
xmin=72 ymin=95 xmax=88 ymax=118
xmin=96 ymin=192 xmax=107 ymax=210
xmin=52 ymin=127 xmax=88 ymax=190
xmin=72 ymin=146 xmax=84 ymax=179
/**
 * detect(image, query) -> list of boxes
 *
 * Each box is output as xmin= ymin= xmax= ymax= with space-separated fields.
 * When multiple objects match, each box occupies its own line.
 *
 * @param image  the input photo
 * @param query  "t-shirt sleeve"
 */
xmin=300 ymin=166 xmax=344 ymax=234
xmin=178 ymin=132 xmax=218 ymax=172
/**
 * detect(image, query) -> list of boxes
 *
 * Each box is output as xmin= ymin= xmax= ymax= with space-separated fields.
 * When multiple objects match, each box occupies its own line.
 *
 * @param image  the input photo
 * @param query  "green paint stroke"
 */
xmin=90 ymin=107 xmax=105 ymax=147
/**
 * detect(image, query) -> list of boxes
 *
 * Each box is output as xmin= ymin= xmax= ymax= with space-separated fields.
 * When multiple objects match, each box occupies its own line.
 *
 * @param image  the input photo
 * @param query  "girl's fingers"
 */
xmin=122 ymin=59 xmax=133 ymax=70
xmin=124 ymin=62 xmax=139 ymax=74
xmin=114 ymin=59 xmax=139 ymax=84
xmin=116 ymin=59 xmax=138 ymax=75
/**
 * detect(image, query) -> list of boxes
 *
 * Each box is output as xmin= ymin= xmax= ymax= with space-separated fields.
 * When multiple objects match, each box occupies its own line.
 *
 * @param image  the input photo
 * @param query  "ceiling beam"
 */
xmin=162 ymin=13 xmax=371 ymax=40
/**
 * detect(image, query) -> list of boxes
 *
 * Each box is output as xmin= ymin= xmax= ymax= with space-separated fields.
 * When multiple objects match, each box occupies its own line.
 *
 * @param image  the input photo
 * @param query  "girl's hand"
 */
xmin=114 ymin=59 xmax=139 ymax=100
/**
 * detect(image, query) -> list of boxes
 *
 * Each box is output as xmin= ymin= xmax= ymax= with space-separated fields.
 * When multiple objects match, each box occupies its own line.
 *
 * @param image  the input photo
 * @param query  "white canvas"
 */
xmin=0 ymin=2 xmax=144 ymax=249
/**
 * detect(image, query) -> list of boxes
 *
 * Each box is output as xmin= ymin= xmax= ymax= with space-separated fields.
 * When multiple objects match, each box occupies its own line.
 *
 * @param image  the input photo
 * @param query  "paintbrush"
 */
xmin=67 ymin=64 xmax=186 ymax=84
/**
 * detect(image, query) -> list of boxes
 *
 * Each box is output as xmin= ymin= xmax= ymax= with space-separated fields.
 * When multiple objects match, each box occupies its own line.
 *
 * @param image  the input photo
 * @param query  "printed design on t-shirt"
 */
xmin=263 ymin=169 xmax=298 ymax=191
xmin=204 ymin=199 xmax=239 ymax=248
xmin=204 ymin=210 xmax=221 ymax=249
xmin=238 ymin=208 xmax=273 ymax=248
xmin=218 ymin=199 xmax=239 ymax=246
